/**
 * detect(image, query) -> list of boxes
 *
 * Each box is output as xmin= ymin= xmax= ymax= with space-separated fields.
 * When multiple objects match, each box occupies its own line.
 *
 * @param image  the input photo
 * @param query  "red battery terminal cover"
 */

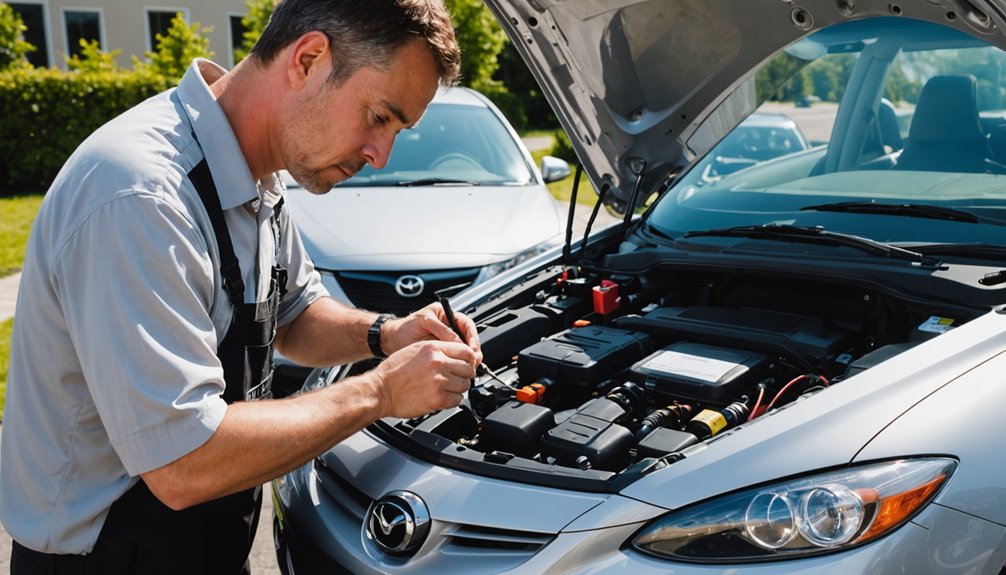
xmin=592 ymin=279 xmax=620 ymax=315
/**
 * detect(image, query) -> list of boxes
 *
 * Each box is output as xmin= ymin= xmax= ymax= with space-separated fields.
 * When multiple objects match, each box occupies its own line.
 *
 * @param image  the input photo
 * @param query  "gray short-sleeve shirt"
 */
xmin=0 ymin=59 xmax=328 ymax=554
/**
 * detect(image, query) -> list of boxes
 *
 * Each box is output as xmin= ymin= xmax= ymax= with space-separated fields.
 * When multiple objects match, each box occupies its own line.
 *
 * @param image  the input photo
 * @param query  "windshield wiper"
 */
xmin=683 ymin=224 xmax=941 ymax=266
xmin=800 ymin=201 xmax=980 ymax=223
xmin=912 ymin=242 xmax=1006 ymax=259
xmin=396 ymin=178 xmax=482 ymax=187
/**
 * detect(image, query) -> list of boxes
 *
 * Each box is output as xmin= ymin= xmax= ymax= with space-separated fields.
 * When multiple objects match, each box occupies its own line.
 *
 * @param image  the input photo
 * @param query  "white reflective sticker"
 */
xmin=918 ymin=316 xmax=956 ymax=334
xmin=643 ymin=350 xmax=740 ymax=383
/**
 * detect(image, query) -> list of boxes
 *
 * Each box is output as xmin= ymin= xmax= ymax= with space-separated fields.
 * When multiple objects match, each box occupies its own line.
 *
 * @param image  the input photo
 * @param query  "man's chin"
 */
xmin=288 ymin=171 xmax=337 ymax=195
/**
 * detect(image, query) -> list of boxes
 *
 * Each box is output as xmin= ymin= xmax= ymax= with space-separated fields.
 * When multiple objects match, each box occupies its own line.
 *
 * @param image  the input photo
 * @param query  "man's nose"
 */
xmin=363 ymin=132 xmax=397 ymax=170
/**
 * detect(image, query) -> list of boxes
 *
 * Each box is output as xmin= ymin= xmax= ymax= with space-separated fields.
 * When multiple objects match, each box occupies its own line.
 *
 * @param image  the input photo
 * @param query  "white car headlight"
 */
xmin=630 ymin=457 xmax=956 ymax=563
xmin=478 ymin=241 xmax=556 ymax=282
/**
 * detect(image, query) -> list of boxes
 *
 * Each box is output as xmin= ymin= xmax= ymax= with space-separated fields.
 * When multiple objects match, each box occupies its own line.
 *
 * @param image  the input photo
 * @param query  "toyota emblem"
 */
xmin=365 ymin=491 xmax=430 ymax=556
xmin=394 ymin=275 xmax=425 ymax=298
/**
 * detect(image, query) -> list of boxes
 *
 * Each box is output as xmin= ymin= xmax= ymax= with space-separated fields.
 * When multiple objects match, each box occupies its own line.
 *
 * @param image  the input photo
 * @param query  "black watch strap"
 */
xmin=367 ymin=313 xmax=394 ymax=358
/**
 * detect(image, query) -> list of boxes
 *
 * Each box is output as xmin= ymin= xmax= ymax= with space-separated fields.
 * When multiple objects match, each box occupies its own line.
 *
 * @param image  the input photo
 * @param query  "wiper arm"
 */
xmin=396 ymin=178 xmax=482 ymax=187
xmin=683 ymin=224 xmax=941 ymax=266
xmin=800 ymin=201 xmax=979 ymax=223
xmin=912 ymin=242 xmax=1006 ymax=259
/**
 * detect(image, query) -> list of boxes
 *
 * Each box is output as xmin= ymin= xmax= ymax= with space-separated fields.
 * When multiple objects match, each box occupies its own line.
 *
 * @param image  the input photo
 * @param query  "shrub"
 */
xmin=65 ymin=38 xmax=121 ymax=73
xmin=0 ymin=68 xmax=170 ymax=194
xmin=0 ymin=3 xmax=34 ymax=72
xmin=132 ymin=13 xmax=213 ymax=82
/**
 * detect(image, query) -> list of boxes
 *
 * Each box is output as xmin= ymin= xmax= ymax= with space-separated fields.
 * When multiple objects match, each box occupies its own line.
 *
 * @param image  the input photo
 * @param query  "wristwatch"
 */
xmin=367 ymin=313 xmax=395 ymax=358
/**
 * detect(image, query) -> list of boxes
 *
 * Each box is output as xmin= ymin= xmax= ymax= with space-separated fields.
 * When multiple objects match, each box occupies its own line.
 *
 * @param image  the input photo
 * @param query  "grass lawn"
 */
xmin=0 ymin=194 xmax=42 ymax=419
xmin=0 ymin=194 xmax=43 ymax=277
xmin=0 ymin=317 xmax=12 ymax=418
xmin=530 ymin=149 xmax=599 ymax=207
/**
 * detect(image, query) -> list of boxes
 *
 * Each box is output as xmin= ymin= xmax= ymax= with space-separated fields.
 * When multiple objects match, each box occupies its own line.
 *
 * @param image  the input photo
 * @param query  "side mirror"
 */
xmin=540 ymin=155 xmax=571 ymax=183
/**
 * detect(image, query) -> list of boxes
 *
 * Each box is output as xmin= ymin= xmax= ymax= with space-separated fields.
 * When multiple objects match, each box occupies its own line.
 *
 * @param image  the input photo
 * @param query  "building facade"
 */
xmin=7 ymin=0 xmax=252 ymax=70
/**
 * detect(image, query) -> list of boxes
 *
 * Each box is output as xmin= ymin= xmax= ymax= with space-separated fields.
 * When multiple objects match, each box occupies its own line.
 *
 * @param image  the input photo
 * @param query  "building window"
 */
xmin=228 ymin=14 xmax=247 ymax=67
xmin=146 ymin=9 xmax=186 ymax=51
xmin=8 ymin=3 xmax=49 ymax=68
xmin=63 ymin=10 xmax=102 ymax=59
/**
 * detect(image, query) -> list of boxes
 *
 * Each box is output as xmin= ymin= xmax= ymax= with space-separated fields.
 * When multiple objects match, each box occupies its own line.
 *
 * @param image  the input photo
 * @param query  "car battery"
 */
xmin=518 ymin=325 xmax=653 ymax=387
xmin=629 ymin=342 xmax=770 ymax=406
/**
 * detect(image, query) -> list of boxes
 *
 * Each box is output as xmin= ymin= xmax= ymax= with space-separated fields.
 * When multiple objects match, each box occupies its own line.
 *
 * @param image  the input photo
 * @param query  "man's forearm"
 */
xmin=274 ymin=296 xmax=378 ymax=367
xmin=142 ymin=372 xmax=387 ymax=510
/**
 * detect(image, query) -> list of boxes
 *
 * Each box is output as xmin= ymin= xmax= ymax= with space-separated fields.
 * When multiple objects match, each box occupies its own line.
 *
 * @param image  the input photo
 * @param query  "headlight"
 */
xmin=630 ymin=458 xmax=956 ymax=563
xmin=478 ymin=241 xmax=555 ymax=282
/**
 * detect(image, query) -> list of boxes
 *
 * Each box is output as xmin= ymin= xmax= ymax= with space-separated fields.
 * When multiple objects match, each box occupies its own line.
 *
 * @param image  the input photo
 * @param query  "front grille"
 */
xmin=333 ymin=268 xmax=480 ymax=316
xmin=443 ymin=524 xmax=553 ymax=552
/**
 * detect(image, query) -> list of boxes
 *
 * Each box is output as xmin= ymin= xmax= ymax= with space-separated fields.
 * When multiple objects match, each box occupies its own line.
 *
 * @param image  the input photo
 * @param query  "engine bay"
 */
xmin=372 ymin=261 xmax=984 ymax=488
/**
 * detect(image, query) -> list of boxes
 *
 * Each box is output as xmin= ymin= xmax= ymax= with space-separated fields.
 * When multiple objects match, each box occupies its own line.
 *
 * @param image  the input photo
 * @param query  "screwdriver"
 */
xmin=437 ymin=295 xmax=512 ymax=387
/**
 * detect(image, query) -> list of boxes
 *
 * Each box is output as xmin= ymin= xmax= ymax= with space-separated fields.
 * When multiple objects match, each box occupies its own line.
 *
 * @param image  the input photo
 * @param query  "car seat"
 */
xmin=878 ymin=97 xmax=903 ymax=152
xmin=894 ymin=74 xmax=993 ymax=173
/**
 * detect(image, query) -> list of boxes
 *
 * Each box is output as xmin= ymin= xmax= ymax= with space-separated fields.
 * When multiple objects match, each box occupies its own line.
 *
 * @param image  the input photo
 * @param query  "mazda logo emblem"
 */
xmin=394 ymin=275 xmax=425 ymax=298
xmin=365 ymin=491 xmax=430 ymax=555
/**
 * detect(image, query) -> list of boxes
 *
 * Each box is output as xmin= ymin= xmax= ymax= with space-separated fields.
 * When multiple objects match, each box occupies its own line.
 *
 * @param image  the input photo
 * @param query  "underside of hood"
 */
xmin=483 ymin=0 xmax=1006 ymax=212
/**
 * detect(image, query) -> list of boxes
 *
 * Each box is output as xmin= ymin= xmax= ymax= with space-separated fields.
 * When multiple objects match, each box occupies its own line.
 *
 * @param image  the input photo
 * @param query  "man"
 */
xmin=0 ymin=1 xmax=474 ymax=573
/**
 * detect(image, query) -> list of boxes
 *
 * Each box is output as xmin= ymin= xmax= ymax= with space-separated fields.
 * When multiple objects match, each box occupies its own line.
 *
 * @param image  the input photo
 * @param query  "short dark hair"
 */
xmin=250 ymin=0 xmax=460 ymax=86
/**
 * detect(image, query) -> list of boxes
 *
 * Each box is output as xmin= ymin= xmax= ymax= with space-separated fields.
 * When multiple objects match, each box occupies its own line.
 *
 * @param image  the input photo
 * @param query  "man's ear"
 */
xmin=287 ymin=31 xmax=330 ymax=91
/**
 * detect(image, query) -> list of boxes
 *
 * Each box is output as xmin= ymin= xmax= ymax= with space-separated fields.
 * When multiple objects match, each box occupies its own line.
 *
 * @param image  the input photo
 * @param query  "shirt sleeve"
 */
xmin=52 ymin=190 xmax=228 ymax=476
xmin=275 ymin=200 xmax=329 ymax=327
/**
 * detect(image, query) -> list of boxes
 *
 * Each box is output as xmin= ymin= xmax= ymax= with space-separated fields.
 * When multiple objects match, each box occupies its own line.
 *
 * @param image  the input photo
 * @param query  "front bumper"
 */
xmin=273 ymin=431 xmax=1006 ymax=574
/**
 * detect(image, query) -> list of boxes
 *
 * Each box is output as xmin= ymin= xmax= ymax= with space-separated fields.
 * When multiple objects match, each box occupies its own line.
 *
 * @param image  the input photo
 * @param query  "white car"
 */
xmin=275 ymin=87 xmax=569 ymax=388
xmin=274 ymin=1 xmax=1006 ymax=573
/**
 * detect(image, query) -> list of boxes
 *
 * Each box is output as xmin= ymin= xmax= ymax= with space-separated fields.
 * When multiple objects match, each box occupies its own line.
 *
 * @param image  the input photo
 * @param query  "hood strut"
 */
xmin=622 ymin=161 xmax=647 ymax=229
xmin=562 ymin=164 xmax=584 ymax=266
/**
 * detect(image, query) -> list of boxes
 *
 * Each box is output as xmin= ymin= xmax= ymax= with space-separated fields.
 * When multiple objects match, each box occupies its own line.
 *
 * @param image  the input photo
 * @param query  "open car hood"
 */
xmin=484 ymin=0 xmax=1006 ymax=213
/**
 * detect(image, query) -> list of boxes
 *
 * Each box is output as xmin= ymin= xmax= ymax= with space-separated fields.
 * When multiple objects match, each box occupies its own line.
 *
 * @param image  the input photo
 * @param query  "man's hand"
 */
xmin=381 ymin=302 xmax=482 ymax=366
xmin=369 ymin=339 xmax=477 ymax=418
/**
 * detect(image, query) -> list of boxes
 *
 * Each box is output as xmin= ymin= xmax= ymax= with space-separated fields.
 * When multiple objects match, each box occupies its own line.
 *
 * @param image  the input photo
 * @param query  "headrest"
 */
xmin=907 ymin=74 xmax=984 ymax=143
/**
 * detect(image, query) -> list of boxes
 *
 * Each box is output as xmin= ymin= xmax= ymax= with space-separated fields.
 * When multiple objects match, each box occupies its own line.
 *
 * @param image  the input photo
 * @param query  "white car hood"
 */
xmin=484 ymin=0 xmax=1006 ymax=212
xmin=285 ymin=185 xmax=564 ymax=270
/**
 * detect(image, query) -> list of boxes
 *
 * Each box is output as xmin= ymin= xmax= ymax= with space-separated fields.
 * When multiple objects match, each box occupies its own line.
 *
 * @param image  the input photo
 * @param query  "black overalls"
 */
xmin=11 ymin=159 xmax=285 ymax=575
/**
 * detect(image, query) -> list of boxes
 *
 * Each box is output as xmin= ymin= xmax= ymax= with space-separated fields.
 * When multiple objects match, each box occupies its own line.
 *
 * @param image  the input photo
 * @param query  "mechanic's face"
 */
xmin=282 ymin=40 xmax=439 ymax=195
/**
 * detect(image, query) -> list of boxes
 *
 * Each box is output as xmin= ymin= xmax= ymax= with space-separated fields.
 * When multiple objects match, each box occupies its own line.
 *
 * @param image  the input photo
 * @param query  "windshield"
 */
xmin=339 ymin=102 xmax=535 ymax=187
xmin=649 ymin=17 xmax=1006 ymax=247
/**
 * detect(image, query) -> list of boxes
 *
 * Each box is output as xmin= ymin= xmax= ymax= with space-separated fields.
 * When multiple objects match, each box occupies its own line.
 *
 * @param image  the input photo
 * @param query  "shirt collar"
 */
xmin=176 ymin=58 xmax=259 ymax=211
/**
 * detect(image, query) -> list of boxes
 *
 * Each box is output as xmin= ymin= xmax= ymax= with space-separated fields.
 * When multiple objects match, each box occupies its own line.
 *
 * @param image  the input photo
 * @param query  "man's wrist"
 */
xmin=366 ymin=313 xmax=395 ymax=358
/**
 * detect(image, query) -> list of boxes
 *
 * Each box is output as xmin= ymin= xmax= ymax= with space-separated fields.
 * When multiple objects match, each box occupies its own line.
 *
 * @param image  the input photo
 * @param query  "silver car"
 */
xmin=274 ymin=1 xmax=1006 ymax=572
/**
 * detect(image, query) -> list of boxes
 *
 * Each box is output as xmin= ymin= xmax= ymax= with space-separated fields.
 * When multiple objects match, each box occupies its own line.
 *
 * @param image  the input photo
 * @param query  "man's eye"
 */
xmin=372 ymin=112 xmax=388 ymax=126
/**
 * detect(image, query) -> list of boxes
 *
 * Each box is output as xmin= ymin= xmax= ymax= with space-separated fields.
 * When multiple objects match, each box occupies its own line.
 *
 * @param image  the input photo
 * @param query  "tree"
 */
xmin=0 ymin=3 xmax=34 ymax=71
xmin=132 ymin=13 xmax=213 ymax=82
xmin=65 ymin=38 xmax=121 ymax=73
xmin=446 ymin=0 xmax=507 ymax=90
xmin=234 ymin=0 xmax=277 ymax=64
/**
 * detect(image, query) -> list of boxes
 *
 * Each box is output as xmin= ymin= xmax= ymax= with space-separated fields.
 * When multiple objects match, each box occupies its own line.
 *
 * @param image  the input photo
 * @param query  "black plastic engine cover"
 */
xmin=517 ymin=325 xmax=653 ymax=387
xmin=480 ymin=401 xmax=555 ymax=459
xmin=541 ymin=413 xmax=634 ymax=471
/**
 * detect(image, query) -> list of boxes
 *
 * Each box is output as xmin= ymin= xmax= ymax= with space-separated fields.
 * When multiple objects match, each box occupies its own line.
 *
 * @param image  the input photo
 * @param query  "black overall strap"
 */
xmin=190 ymin=159 xmax=245 ymax=306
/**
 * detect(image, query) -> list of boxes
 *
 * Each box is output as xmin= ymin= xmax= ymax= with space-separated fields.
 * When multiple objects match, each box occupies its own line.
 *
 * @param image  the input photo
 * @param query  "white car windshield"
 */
xmin=338 ymin=102 xmax=536 ymax=187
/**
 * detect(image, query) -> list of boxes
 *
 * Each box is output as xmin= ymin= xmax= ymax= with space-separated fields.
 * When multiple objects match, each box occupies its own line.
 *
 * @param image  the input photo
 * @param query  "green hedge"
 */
xmin=0 ymin=68 xmax=170 ymax=194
